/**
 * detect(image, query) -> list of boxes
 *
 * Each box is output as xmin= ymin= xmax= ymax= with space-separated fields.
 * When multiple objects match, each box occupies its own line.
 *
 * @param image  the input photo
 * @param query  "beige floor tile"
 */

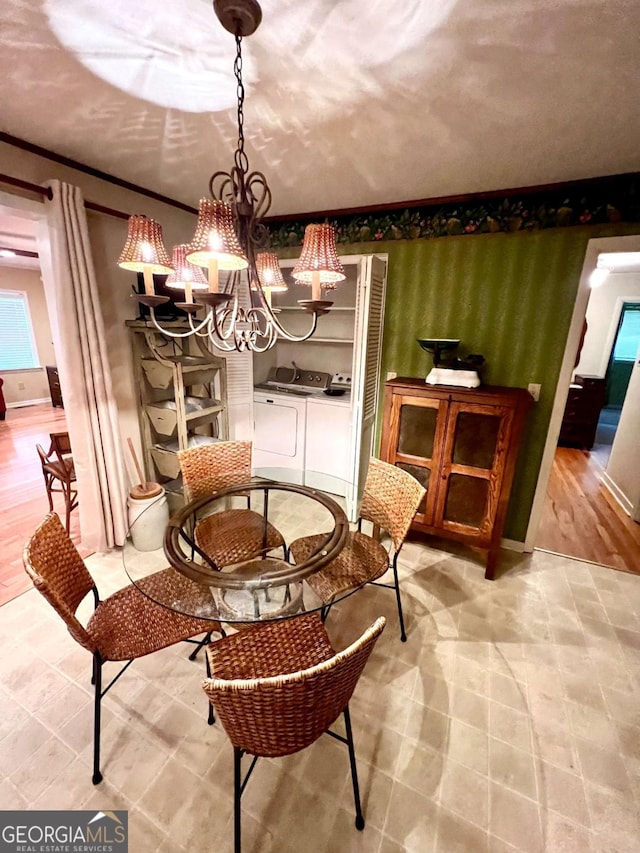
xmin=575 ymin=737 xmax=630 ymax=793
xmin=602 ymin=685 xmax=640 ymax=728
xmin=489 ymin=782 xmax=543 ymax=852
xmin=489 ymin=738 xmax=537 ymax=800
xmin=396 ymin=739 xmax=443 ymax=800
xmin=447 ymin=717 xmax=488 ymax=775
xmin=489 ymin=701 xmax=533 ymax=754
xmin=356 ymin=764 xmax=394 ymax=833
xmin=0 ymin=777 xmax=28 ymax=809
xmin=384 ymin=780 xmax=438 ymax=852
xmin=566 ymin=701 xmax=620 ymax=748
xmin=435 ymin=808 xmax=489 ymax=852
xmin=535 ymin=760 xmax=591 ymax=827
xmin=450 ymin=685 xmax=489 ymax=731
xmin=438 ymin=759 xmax=489 ymax=830
xmin=541 ymin=811 xmax=595 ymax=852
xmin=325 ymin=808 xmax=382 ymax=853
xmin=9 ymin=733 xmax=75 ymax=803
xmin=0 ymin=713 xmax=51 ymax=777
xmin=584 ymin=781 xmax=640 ymax=849
xmin=489 ymin=671 xmax=528 ymax=712
xmin=31 ymin=758 xmax=96 ymax=809
xmin=127 ymin=807 xmax=170 ymax=853
xmin=531 ymin=722 xmax=579 ymax=774
xmin=404 ymin=701 xmax=450 ymax=751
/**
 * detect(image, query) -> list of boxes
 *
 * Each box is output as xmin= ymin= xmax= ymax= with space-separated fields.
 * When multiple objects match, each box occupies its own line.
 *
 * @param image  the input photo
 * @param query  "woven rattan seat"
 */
xmin=290 ymin=458 xmax=426 ymax=641
xmin=179 ymin=440 xmax=285 ymax=566
xmin=202 ymin=612 xmax=386 ymax=852
xmin=23 ymin=512 xmax=219 ymax=785
xmin=289 ymin=531 xmax=388 ymax=601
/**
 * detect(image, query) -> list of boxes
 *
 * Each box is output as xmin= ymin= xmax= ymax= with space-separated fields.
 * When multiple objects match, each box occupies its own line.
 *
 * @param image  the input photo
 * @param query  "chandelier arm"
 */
xmin=147 ymin=309 xmax=211 ymax=339
xmin=188 ymin=312 xmax=216 ymax=338
xmin=245 ymin=308 xmax=277 ymax=351
xmin=250 ymin=272 xmax=321 ymax=342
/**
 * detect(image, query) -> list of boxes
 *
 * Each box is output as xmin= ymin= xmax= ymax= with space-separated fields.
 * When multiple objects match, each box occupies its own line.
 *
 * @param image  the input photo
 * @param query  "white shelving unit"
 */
xmin=127 ymin=321 xmax=229 ymax=512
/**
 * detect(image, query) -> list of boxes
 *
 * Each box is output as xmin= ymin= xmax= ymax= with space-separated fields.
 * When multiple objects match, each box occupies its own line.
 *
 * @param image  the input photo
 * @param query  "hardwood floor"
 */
xmin=0 ymin=403 xmax=84 ymax=605
xmin=536 ymin=445 xmax=640 ymax=574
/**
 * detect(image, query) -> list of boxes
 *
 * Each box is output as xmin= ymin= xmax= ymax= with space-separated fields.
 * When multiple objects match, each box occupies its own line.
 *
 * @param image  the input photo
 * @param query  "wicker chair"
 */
xmin=178 ymin=440 xmax=285 ymax=567
xmin=290 ymin=458 xmax=426 ymax=641
xmin=36 ymin=432 xmax=78 ymax=532
xmin=23 ymin=512 xmax=220 ymax=785
xmin=202 ymin=612 xmax=386 ymax=853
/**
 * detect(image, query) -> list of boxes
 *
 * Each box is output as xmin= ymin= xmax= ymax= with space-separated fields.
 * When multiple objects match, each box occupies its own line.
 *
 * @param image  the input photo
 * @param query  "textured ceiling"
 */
xmin=1 ymin=0 xmax=639 ymax=216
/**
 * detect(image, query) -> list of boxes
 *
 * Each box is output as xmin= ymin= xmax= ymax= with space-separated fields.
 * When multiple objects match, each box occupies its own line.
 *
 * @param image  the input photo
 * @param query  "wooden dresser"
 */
xmin=558 ymin=374 xmax=606 ymax=450
xmin=380 ymin=377 xmax=531 ymax=579
xmin=46 ymin=365 xmax=63 ymax=408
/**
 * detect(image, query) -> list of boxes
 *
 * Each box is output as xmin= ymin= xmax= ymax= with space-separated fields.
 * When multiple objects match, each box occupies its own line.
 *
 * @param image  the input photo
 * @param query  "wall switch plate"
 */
xmin=386 ymin=371 xmax=397 ymax=381
xmin=528 ymin=383 xmax=541 ymax=402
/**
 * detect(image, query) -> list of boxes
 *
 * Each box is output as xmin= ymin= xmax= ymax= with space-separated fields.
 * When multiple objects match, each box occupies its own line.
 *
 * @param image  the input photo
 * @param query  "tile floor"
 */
xmin=1 ymin=538 xmax=640 ymax=852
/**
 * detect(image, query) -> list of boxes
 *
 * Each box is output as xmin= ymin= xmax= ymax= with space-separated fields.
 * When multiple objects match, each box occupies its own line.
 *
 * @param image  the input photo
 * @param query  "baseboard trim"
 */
xmin=601 ymin=472 xmax=633 ymax=516
xmin=6 ymin=397 xmax=52 ymax=408
xmin=501 ymin=538 xmax=527 ymax=553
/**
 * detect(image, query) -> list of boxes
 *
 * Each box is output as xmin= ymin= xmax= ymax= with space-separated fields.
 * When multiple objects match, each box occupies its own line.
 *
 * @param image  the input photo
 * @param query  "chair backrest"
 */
xmin=202 ymin=614 xmax=386 ymax=757
xmin=23 ymin=513 xmax=97 ymax=653
xmin=360 ymin=457 xmax=426 ymax=551
xmin=179 ymin=440 xmax=252 ymax=501
xmin=36 ymin=443 xmax=50 ymax=467
xmin=50 ymin=432 xmax=72 ymax=460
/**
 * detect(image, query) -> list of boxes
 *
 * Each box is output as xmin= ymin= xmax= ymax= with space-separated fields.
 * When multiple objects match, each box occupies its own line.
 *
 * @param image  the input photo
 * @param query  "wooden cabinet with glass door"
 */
xmin=380 ymin=377 xmax=531 ymax=579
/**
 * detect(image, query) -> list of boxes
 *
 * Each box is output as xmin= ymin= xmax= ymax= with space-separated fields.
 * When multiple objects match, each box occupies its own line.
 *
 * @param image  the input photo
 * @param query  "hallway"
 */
xmin=536 ymin=446 xmax=640 ymax=574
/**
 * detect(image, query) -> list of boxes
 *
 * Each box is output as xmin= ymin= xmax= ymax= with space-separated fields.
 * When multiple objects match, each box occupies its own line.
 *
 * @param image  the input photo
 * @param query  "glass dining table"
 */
xmin=123 ymin=471 xmax=354 ymax=624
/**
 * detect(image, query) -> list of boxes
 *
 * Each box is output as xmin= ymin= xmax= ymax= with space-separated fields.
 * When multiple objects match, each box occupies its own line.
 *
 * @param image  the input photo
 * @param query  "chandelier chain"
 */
xmin=234 ymin=33 xmax=249 ymax=176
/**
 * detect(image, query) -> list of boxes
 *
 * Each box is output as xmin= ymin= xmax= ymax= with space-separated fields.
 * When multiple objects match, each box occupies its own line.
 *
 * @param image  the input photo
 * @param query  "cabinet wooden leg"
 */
xmin=484 ymin=549 xmax=497 ymax=581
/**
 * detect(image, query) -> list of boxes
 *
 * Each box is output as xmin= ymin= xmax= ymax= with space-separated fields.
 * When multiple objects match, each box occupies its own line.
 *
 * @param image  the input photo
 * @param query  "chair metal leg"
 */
xmin=234 ymin=747 xmax=243 ymax=853
xmin=343 ymin=706 xmax=364 ymax=830
xmin=92 ymin=653 xmax=103 ymax=785
xmin=188 ymin=632 xmax=211 ymax=661
xmin=320 ymin=602 xmax=333 ymax=624
xmin=392 ymin=556 xmax=407 ymax=642
xmin=204 ymin=646 xmax=215 ymax=726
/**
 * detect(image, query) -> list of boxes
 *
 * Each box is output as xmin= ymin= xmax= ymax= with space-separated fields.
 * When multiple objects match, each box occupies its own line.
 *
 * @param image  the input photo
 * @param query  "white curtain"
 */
xmin=44 ymin=180 xmax=128 ymax=551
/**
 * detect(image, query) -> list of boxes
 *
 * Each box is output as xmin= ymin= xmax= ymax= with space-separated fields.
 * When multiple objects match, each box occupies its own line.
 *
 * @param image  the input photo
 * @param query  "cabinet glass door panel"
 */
xmin=396 ymin=462 xmax=430 ymax=515
xmin=452 ymin=411 xmax=501 ymax=469
xmin=398 ymin=403 xmax=438 ymax=459
xmin=443 ymin=474 xmax=489 ymax=528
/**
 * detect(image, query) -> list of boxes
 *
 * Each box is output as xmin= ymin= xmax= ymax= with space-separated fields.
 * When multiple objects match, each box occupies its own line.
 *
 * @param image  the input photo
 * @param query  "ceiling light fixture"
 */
xmin=117 ymin=0 xmax=345 ymax=352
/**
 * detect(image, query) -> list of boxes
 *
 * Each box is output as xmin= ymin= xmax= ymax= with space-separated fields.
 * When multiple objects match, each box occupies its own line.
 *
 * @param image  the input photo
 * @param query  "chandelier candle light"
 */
xmin=117 ymin=0 xmax=345 ymax=353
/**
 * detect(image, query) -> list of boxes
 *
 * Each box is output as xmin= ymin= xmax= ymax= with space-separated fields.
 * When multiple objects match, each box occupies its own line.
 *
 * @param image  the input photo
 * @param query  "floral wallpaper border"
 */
xmin=268 ymin=173 xmax=640 ymax=248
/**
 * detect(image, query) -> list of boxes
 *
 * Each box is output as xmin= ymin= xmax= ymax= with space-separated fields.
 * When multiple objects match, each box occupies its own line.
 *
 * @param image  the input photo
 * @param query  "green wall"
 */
xmin=282 ymin=223 xmax=640 ymax=542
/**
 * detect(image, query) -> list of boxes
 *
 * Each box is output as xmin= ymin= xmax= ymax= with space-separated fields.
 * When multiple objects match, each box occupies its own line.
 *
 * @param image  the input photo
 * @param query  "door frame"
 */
xmin=524 ymin=233 xmax=640 ymax=552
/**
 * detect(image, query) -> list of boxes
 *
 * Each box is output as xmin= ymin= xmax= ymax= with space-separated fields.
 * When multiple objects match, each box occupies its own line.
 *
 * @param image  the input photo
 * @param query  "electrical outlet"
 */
xmin=528 ymin=383 xmax=541 ymax=402
xmin=386 ymin=371 xmax=397 ymax=381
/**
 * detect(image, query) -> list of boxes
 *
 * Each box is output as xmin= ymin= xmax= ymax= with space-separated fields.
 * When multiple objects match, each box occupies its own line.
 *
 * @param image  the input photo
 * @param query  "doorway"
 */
xmin=0 ymin=193 xmax=80 ymax=601
xmin=527 ymin=235 xmax=640 ymax=573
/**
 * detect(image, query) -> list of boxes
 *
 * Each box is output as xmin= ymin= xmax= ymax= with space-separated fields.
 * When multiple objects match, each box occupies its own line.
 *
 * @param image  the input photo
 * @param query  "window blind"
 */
xmin=0 ymin=290 xmax=40 ymax=370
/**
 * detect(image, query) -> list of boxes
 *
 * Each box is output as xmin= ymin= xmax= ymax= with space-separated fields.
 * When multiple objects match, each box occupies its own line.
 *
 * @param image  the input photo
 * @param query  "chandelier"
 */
xmin=117 ymin=0 xmax=345 ymax=353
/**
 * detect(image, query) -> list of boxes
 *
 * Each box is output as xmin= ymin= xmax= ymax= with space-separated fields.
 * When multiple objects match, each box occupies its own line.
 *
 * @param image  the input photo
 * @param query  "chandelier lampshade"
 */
xmin=254 ymin=252 xmax=288 ymax=292
xmin=186 ymin=199 xmax=249 ymax=270
xmin=292 ymin=224 xmax=346 ymax=300
xmin=166 ymin=244 xmax=209 ymax=304
xmin=118 ymin=215 xmax=174 ymax=296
